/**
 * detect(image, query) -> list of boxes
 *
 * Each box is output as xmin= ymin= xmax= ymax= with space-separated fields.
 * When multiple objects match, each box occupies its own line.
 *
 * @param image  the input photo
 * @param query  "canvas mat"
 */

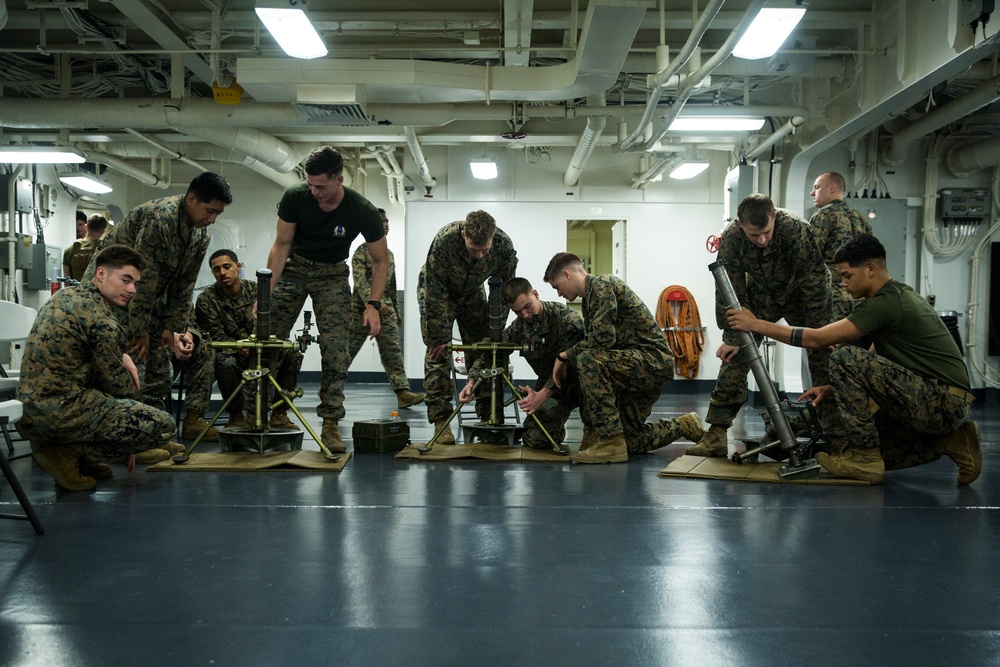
xmin=148 ymin=449 xmax=350 ymax=472
xmin=395 ymin=442 xmax=570 ymax=463
xmin=658 ymin=454 xmax=870 ymax=486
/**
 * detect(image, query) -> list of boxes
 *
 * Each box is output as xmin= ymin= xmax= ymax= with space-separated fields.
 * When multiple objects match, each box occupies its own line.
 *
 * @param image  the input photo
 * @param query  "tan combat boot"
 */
xmin=396 ymin=389 xmax=427 ymax=409
xmin=269 ymin=410 xmax=297 ymax=429
xmin=78 ymin=457 xmax=114 ymax=480
xmin=432 ymin=421 xmax=456 ymax=445
xmin=33 ymin=444 xmax=97 ymax=491
xmin=322 ymin=419 xmax=348 ymax=453
xmin=933 ymin=421 xmax=982 ymax=485
xmin=225 ymin=412 xmax=246 ymax=430
xmin=161 ymin=441 xmax=186 ymax=456
xmin=181 ymin=413 xmax=220 ymax=441
xmin=677 ymin=412 xmax=707 ymax=442
xmin=686 ymin=425 xmax=729 ymax=457
xmin=570 ymin=433 xmax=628 ymax=464
xmin=816 ymin=447 xmax=885 ymax=484
xmin=133 ymin=448 xmax=172 ymax=465
xmin=580 ymin=426 xmax=599 ymax=451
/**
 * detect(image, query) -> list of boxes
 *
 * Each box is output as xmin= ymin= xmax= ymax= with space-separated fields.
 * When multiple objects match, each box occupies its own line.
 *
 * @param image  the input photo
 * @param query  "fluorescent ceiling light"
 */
xmin=0 ymin=146 xmax=86 ymax=164
xmin=733 ymin=8 xmax=807 ymax=60
xmin=59 ymin=171 xmax=113 ymax=194
xmin=669 ymin=117 xmax=766 ymax=132
xmin=669 ymin=162 xmax=710 ymax=180
xmin=470 ymin=159 xmax=497 ymax=180
xmin=255 ymin=4 xmax=328 ymax=59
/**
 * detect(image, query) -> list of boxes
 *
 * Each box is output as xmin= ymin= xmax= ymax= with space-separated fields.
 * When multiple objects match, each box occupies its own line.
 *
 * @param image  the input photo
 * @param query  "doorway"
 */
xmin=565 ymin=219 xmax=626 ymax=280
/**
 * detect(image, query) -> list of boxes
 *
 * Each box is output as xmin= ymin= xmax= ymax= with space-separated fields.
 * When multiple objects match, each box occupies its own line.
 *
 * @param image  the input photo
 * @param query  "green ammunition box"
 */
xmin=352 ymin=419 xmax=410 ymax=453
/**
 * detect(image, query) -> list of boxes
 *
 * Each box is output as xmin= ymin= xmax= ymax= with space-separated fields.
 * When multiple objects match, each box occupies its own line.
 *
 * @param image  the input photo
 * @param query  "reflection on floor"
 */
xmin=1 ymin=383 xmax=997 ymax=665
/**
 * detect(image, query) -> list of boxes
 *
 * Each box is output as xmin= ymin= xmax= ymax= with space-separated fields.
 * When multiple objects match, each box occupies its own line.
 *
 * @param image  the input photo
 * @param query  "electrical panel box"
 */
xmin=24 ymin=244 xmax=61 ymax=290
xmin=0 ymin=175 xmax=33 ymax=213
xmin=939 ymin=188 xmax=991 ymax=223
xmin=0 ymin=234 xmax=34 ymax=270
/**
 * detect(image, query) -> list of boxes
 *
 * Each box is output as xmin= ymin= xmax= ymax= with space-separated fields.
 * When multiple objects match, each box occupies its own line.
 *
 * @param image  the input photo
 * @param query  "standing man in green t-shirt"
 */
xmin=267 ymin=146 xmax=388 ymax=452
xmin=727 ymin=234 xmax=980 ymax=486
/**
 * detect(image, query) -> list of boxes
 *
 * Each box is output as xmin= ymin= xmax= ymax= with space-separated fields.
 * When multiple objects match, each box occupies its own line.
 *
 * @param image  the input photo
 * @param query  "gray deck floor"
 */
xmin=1 ymin=383 xmax=997 ymax=666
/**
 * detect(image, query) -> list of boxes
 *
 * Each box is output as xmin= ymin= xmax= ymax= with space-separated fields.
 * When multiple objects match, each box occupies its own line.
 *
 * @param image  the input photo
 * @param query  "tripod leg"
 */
xmin=501 ymin=375 xmax=568 ymax=455
xmin=264 ymin=374 xmax=339 ymax=461
xmin=416 ymin=378 xmax=482 ymax=453
xmin=180 ymin=376 xmax=252 ymax=459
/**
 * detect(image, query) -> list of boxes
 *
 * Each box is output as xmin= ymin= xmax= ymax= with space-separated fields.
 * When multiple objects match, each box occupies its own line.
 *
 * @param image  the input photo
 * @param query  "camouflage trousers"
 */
xmin=520 ymin=379 xmax=582 ymax=449
xmin=706 ymin=304 xmax=833 ymax=428
xmin=346 ymin=299 xmax=409 ymax=393
xmin=576 ymin=348 xmax=674 ymax=450
xmin=214 ymin=347 xmax=303 ymax=416
xmin=828 ymin=345 xmax=971 ymax=469
xmin=270 ymin=256 xmax=351 ymax=420
xmin=25 ymin=398 xmax=176 ymax=459
xmin=419 ymin=287 xmax=491 ymax=424
xmin=141 ymin=335 xmax=214 ymax=416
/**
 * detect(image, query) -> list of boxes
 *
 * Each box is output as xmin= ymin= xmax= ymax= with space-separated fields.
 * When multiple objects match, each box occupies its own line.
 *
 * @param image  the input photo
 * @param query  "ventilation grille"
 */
xmin=293 ymin=103 xmax=373 ymax=126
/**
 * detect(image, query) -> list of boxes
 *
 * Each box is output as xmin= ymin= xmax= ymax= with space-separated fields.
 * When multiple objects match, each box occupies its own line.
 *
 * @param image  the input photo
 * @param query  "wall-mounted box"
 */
xmin=0 ymin=234 xmax=34 ymax=270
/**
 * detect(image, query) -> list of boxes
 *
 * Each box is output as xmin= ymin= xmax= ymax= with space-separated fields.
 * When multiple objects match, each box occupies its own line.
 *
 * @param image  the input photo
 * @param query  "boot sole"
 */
xmin=570 ymin=454 xmax=629 ymax=464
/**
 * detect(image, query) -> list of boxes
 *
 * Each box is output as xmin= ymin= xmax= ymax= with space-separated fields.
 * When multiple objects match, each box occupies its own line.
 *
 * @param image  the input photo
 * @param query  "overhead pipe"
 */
xmin=100 ymin=142 xmax=301 ymax=188
xmin=639 ymin=0 xmax=766 ymax=152
xmin=78 ymin=148 xmax=170 ymax=188
xmin=945 ymin=135 xmax=1000 ymax=176
xmin=746 ymin=116 xmax=806 ymax=162
xmin=883 ymin=73 xmax=1000 ymax=165
xmin=620 ymin=0 xmax=727 ymax=151
xmin=403 ymin=127 xmax=437 ymax=193
xmin=124 ymin=128 xmax=210 ymax=172
xmin=183 ymin=127 xmax=302 ymax=173
xmin=564 ymin=94 xmax=606 ymax=187
xmin=631 ymin=153 xmax=686 ymax=189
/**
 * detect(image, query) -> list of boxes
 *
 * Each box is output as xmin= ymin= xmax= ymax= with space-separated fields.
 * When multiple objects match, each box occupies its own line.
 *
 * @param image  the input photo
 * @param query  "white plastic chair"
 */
xmin=0 ymin=300 xmax=43 ymax=534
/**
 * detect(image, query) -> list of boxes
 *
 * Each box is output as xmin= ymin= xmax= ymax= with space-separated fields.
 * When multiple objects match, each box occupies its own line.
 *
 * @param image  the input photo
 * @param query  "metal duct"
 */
xmin=403 ymin=127 xmax=437 ymax=191
xmin=945 ymin=135 xmax=1000 ymax=175
xmin=182 ymin=127 xmax=303 ymax=173
xmin=746 ymin=116 xmax=806 ymax=162
xmin=883 ymin=74 xmax=1000 ymax=166
xmin=564 ymin=95 xmax=606 ymax=187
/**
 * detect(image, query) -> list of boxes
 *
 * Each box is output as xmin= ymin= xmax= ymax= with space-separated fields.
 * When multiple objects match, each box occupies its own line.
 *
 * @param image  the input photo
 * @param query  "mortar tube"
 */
xmin=256 ymin=268 xmax=271 ymax=341
xmin=708 ymin=260 xmax=798 ymax=456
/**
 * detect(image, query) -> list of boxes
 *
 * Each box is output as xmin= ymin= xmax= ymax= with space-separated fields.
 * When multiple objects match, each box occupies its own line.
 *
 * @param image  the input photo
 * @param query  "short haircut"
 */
xmin=736 ymin=194 xmax=776 ymax=228
xmin=824 ymin=172 xmax=847 ymax=192
xmin=501 ymin=277 xmax=533 ymax=305
xmin=86 ymin=214 xmax=108 ymax=233
xmin=543 ymin=252 xmax=584 ymax=283
xmin=377 ymin=208 xmax=386 ymax=214
xmin=187 ymin=172 xmax=233 ymax=205
xmin=463 ymin=210 xmax=496 ymax=245
xmin=94 ymin=244 xmax=147 ymax=273
xmin=304 ymin=146 xmax=344 ymax=178
xmin=76 ymin=211 xmax=88 ymax=222
xmin=833 ymin=234 xmax=886 ymax=266
xmin=210 ymin=248 xmax=239 ymax=264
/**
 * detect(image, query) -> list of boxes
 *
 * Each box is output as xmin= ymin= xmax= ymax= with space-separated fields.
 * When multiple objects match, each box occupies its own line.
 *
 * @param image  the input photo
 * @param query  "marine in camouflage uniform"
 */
xmin=726 ymin=234 xmax=980 ymax=485
xmin=545 ymin=253 xmax=706 ymax=463
xmin=347 ymin=209 xmax=422 ymax=408
xmin=808 ymin=172 xmax=872 ymax=317
xmin=418 ymin=213 xmax=518 ymax=429
xmin=266 ymin=147 xmax=387 ymax=452
xmin=141 ymin=309 xmax=215 ymax=420
xmin=465 ymin=295 xmax=585 ymax=448
xmin=81 ymin=173 xmax=231 ymax=409
xmin=700 ymin=198 xmax=834 ymax=440
xmin=196 ymin=276 xmax=302 ymax=420
xmin=18 ymin=280 xmax=176 ymax=459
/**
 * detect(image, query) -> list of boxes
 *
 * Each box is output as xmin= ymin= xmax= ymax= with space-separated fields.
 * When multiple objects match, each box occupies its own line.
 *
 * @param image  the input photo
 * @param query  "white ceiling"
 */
xmin=1 ymin=0 xmax=999 ymax=187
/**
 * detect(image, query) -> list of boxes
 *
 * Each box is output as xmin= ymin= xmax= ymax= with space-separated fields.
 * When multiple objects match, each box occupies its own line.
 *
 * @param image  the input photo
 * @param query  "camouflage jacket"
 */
xmin=196 ymin=278 xmax=256 ymax=356
xmin=87 ymin=194 xmax=210 ymax=337
xmin=716 ymin=209 xmax=832 ymax=345
xmin=469 ymin=301 xmax=585 ymax=391
xmin=352 ymin=244 xmax=398 ymax=309
xmin=565 ymin=274 xmax=673 ymax=371
xmin=808 ymin=198 xmax=872 ymax=301
xmin=419 ymin=220 xmax=518 ymax=345
xmin=17 ymin=283 xmax=135 ymax=438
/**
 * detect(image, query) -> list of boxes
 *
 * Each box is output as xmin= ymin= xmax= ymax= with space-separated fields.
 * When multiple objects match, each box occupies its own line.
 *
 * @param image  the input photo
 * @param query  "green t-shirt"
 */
xmin=847 ymin=279 xmax=969 ymax=390
xmin=276 ymin=183 xmax=384 ymax=263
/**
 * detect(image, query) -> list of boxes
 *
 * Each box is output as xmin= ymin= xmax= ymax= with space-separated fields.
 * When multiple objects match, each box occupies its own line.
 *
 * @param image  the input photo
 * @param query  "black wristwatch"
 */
xmin=367 ymin=300 xmax=382 ymax=311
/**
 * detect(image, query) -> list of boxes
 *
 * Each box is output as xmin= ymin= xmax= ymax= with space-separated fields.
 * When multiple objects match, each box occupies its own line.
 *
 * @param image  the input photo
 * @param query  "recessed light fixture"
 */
xmin=59 ymin=171 xmax=113 ymax=194
xmin=255 ymin=1 xmax=328 ymax=59
xmin=669 ymin=117 xmax=766 ymax=132
xmin=0 ymin=146 xmax=86 ymax=164
xmin=470 ymin=159 xmax=498 ymax=180
xmin=669 ymin=162 xmax=710 ymax=180
xmin=732 ymin=8 xmax=807 ymax=60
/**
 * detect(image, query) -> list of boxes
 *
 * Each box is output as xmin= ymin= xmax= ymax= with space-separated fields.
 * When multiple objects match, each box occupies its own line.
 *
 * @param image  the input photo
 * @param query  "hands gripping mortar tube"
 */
xmin=708 ymin=260 xmax=820 ymax=478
